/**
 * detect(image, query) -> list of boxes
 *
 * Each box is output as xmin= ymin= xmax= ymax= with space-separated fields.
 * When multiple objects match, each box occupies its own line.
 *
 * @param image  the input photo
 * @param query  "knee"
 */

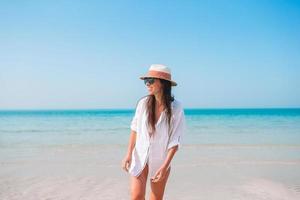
xmin=131 ymin=192 xmax=145 ymax=200
xmin=149 ymin=191 xmax=163 ymax=200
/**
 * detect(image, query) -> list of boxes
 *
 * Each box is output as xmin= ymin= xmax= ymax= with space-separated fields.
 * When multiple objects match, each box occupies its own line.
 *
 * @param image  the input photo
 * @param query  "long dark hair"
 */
xmin=146 ymin=79 xmax=174 ymax=137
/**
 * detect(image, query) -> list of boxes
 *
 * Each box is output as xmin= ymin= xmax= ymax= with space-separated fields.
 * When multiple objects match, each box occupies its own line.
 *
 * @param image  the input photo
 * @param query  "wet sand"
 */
xmin=1 ymin=144 xmax=300 ymax=199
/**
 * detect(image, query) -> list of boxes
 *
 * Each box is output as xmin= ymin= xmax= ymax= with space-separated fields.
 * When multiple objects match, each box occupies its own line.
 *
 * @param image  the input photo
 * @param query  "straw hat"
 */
xmin=139 ymin=64 xmax=177 ymax=86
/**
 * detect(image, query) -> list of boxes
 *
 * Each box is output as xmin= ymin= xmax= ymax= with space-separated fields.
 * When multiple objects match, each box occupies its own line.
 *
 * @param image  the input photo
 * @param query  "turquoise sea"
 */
xmin=1 ymin=108 xmax=300 ymax=147
xmin=1 ymin=108 xmax=300 ymax=199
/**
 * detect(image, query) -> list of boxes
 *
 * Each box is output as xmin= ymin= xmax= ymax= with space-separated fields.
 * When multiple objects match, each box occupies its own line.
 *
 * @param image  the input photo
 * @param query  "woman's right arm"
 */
xmin=126 ymin=130 xmax=137 ymax=157
xmin=122 ymin=97 xmax=144 ymax=172
xmin=122 ymin=130 xmax=137 ymax=172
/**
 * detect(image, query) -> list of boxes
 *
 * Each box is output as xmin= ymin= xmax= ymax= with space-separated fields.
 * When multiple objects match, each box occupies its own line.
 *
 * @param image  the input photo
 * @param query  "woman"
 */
xmin=121 ymin=64 xmax=186 ymax=200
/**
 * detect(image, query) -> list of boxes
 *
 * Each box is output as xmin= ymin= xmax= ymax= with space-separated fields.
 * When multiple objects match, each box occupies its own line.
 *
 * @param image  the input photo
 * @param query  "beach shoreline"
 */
xmin=1 ymin=144 xmax=300 ymax=200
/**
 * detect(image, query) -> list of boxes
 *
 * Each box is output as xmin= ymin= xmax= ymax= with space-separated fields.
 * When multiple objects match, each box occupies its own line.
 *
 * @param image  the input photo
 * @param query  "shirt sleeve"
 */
xmin=167 ymin=107 xmax=186 ymax=151
xmin=130 ymin=99 xmax=142 ymax=132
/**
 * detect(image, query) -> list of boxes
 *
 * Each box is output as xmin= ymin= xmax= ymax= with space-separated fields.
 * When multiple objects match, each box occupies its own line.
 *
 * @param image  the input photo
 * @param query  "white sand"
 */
xmin=1 ymin=144 xmax=300 ymax=200
xmin=234 ymin=178 xmax=300 ymax=200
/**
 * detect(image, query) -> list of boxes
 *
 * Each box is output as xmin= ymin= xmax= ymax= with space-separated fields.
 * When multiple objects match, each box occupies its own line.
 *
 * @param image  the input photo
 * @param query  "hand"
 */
xmin=121 ymin=154 xmax=132 ymax=172
xmin=151 ymin=165 xmax=168 ymax=183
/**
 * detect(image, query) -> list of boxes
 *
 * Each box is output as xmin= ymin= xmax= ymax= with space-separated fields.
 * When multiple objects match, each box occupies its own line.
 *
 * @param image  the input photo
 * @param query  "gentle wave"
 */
xmin=0 ymin=108 xmax=300 ymax=116
xmin=1 ymin=143 xmax=300 ymax=149
xmin=176 ymin=160 xmax=300 ymax=166
xmin=0 ymin=127 xmax=129 ymax=133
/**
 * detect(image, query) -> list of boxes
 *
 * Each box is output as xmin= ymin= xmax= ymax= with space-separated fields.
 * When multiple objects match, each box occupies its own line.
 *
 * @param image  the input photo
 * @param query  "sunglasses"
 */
xmin=144 ymin=78 xmax=156 ymax=85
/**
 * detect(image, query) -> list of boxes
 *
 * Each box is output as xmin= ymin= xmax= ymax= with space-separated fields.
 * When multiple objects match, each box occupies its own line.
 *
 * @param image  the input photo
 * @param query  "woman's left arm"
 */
xmin=151 ymin=146 xmax=178 ymax=182
xmin=152 ymin=106 xmax=186 ymax=182
xmin=162 ymin=145 xmax=178 ymax=168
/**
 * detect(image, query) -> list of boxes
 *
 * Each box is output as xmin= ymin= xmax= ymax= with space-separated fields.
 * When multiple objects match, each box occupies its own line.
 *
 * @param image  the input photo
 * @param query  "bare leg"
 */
xmin=130 ymin=163 xmax=149 ymax=200
xmin=149 ymin=166 xmax=171 ymax=200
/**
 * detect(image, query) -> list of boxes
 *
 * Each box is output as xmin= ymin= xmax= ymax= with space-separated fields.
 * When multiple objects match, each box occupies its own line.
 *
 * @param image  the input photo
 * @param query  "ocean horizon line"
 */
xmin=0 ymin=107 xmax=300 ymax=117
xmin=0 ymin=107 xmax=300 ymax=111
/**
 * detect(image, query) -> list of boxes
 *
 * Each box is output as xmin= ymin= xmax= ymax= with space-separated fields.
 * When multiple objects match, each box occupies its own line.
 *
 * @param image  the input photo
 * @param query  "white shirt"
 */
xmin=128 ymin=96 xmax=186 ymax=179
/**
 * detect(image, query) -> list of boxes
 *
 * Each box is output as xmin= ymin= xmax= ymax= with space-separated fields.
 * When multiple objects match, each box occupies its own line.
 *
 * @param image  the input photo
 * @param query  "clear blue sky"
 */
xmin=0 ymin=0 xmax=299 ymax=109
